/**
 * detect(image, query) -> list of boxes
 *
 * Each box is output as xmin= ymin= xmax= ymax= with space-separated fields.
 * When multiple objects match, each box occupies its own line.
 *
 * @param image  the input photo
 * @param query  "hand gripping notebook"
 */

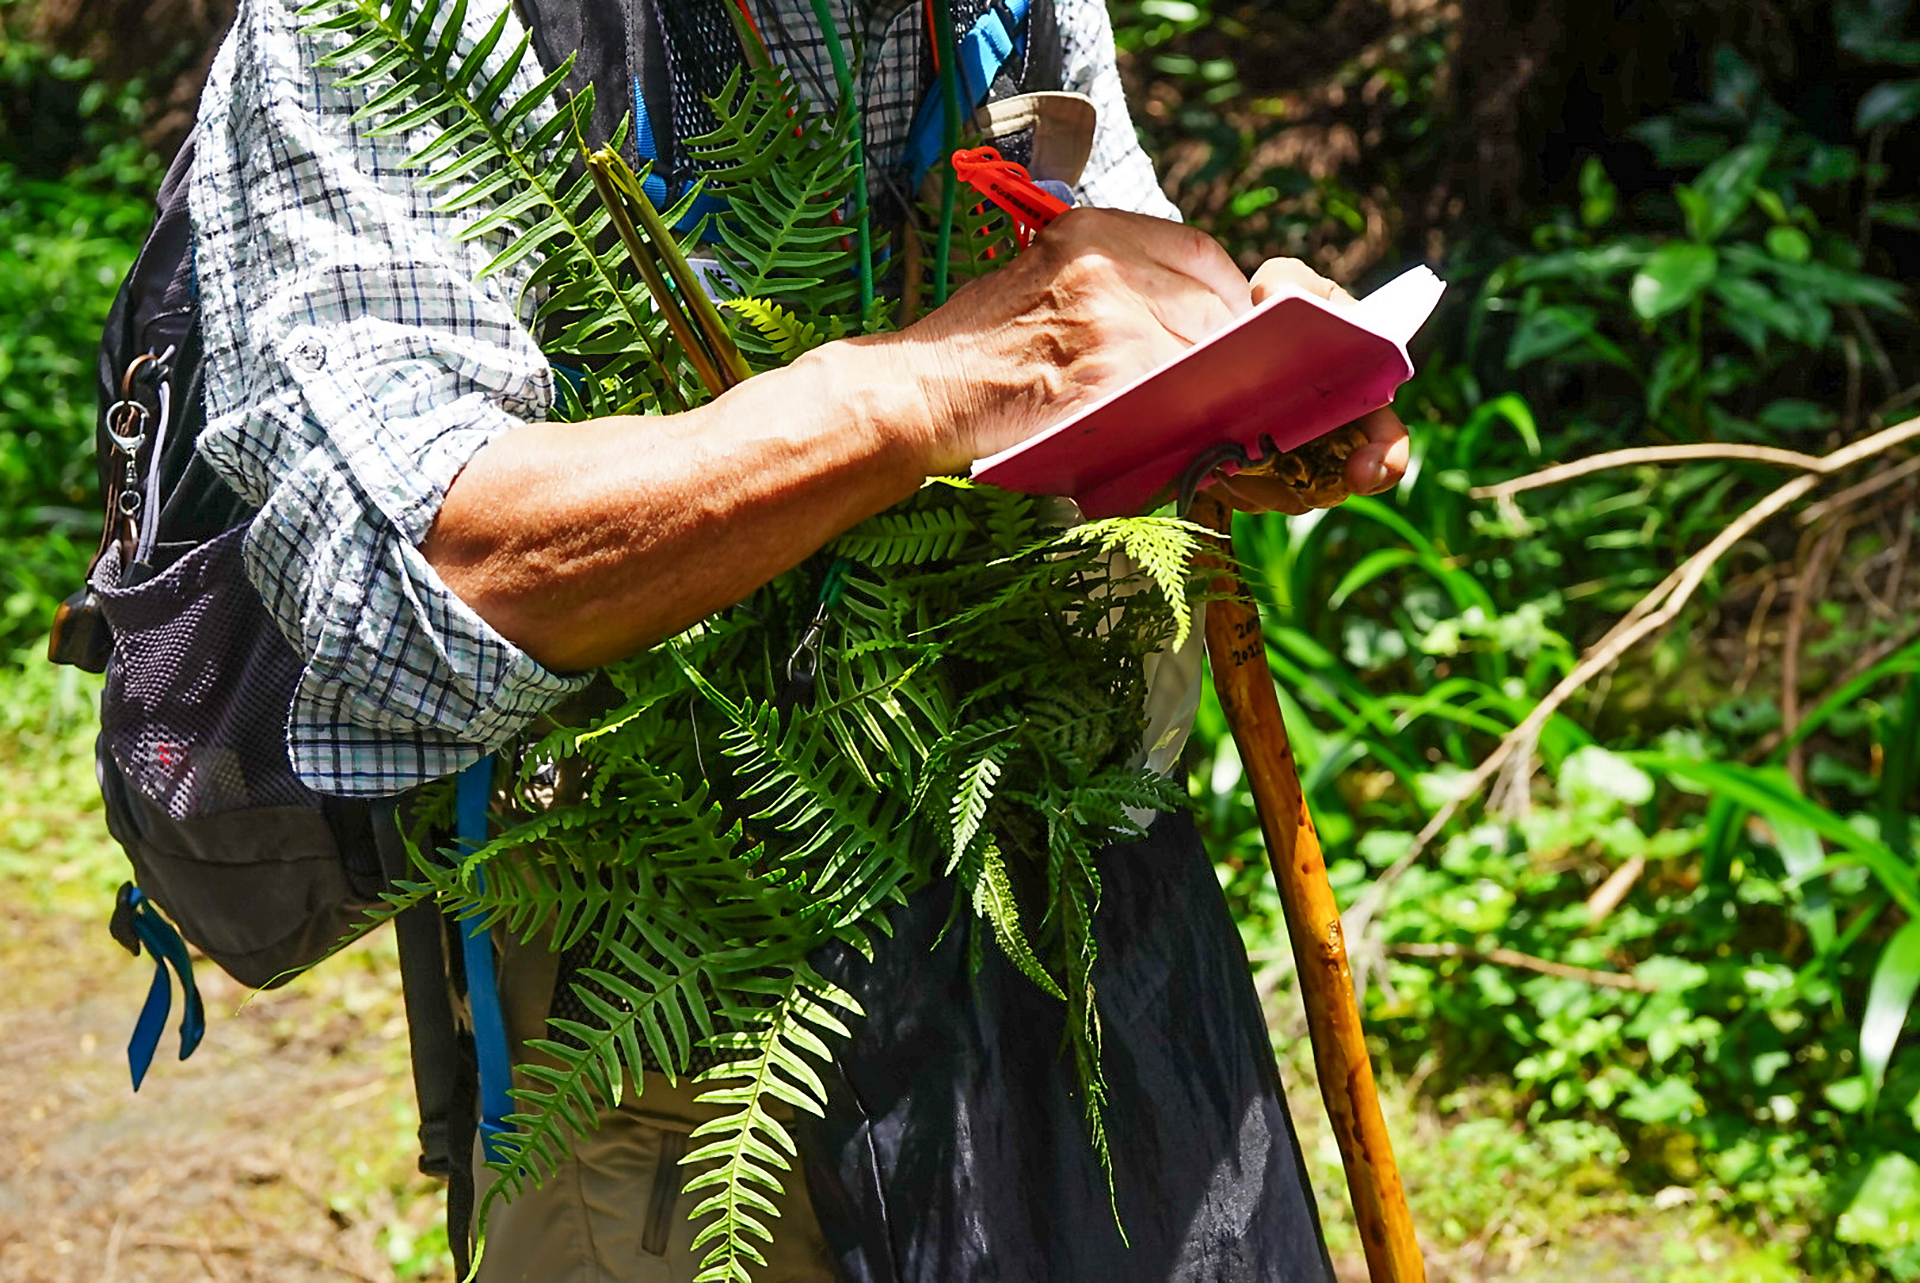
xmin=973 ymin=265 xmax=1447 ymax=517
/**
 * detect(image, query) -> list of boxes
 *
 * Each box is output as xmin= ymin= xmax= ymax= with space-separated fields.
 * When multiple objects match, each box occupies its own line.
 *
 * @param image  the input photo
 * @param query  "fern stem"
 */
xmin=724 ymin=0 xmax=775 ymax=73
xmin=930 ymin=0 xmax=963 ymax=306
xmin=804 ymin=0 xmax=874 ymax=316
xmin=588 ymin=150 xmax=729 ymax=398
xmin=608 ymin=153 xmax=755 ymax=389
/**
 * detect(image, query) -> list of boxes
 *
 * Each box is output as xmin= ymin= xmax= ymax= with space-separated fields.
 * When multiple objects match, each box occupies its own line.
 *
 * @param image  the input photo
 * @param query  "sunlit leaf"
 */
xmin=1685 ymin=140 xmax=1774 ymax=242
xmin=1863 ymin=919 xmax=1920 ymax=1103
xmin=1858 ymin=79 xmax=1920 ymax=131
xmin=1630 ymin=242 xmax=1718 ymax=321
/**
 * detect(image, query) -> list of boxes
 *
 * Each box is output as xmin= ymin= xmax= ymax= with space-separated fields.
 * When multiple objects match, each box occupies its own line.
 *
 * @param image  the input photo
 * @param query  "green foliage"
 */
xmin=301 ymin=3 xmax=1202 ymax=1276
xmin=0 ymin=4 xmax=162 ymax=660
xmin=1478 ymin=124 xmax=1908 ymax=455
xmin=1108 ymin=0 xmax=1449 ymax=271
xmin=398 ymin=479 xmax=1193 ymax=1281
xmin=689 ymin=65 xmax=877 ymax=328
xmin=1186 ymin=32 xmax=1920 ymax=1275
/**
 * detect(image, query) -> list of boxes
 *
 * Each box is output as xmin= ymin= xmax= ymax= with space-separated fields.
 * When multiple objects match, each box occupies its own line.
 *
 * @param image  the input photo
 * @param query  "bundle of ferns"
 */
xmin=302 ymin=1 xmax=1204 ymax=1277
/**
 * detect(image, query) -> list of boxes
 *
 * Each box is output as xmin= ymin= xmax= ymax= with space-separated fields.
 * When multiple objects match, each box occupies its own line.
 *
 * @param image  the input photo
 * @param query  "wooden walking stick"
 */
xmin=1190 ymin=490 xmax=1426 ymax=1283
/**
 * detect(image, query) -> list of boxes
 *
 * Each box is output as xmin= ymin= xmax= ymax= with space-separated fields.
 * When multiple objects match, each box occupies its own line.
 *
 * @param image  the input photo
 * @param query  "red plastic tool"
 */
xmin=951 ymin=145 xmax=1071 ymax=246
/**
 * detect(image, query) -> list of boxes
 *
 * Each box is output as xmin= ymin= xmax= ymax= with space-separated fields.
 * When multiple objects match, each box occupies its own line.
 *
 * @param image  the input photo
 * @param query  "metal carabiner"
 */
xmin=104 ymin=399 xmax=150 ymax=456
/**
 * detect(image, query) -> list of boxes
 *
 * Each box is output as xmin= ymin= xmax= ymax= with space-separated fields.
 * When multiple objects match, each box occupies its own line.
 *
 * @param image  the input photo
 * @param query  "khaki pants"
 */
xmin=472 ymin=934 xmax=838 ymax=1283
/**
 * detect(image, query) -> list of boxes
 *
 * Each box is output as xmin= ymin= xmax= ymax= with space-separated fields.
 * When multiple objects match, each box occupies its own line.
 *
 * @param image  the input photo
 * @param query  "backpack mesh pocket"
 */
xmin=93 ymin=523 xmax=319 ymax=819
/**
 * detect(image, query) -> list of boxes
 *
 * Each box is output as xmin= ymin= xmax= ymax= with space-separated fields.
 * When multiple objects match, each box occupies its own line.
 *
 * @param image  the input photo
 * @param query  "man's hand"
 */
xmin=873 ymin=224 xmax=1412 ymax=515
xmin=873 ymin=208 xmax=1255 ymax=471
xmin=1208 ymin=257 xmax=1411 ymax=515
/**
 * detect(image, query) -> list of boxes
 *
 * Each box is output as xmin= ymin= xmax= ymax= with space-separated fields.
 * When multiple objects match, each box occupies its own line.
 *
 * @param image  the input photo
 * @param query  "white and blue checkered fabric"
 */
xmin=189 ymin=0 xmax=1176 ymax=796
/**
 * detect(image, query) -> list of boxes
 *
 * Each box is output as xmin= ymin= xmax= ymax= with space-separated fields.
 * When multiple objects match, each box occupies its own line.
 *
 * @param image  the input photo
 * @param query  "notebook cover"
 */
xmin=972 ymin=266 xmax=1445 ymax=517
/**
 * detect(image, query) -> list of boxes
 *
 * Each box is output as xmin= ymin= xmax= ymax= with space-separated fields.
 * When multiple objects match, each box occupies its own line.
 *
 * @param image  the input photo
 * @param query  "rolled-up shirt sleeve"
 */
xmin=1059 ymin=0 xmax=1181 ymax=221
xmin=190 ymin=0 xmax=589 ymax=796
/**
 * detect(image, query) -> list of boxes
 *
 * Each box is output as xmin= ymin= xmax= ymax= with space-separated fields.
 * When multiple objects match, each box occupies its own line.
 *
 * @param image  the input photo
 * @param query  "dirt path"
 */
xmin=0 ymin=672 xmax=1803 ymax=1283
xmin=0 ymin=890 xmax=445 ymax=1283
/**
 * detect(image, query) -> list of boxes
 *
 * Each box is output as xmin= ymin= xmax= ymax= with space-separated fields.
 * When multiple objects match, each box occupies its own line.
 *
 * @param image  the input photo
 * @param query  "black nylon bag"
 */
xmin=803 ymin=811 xmax=1337 ymax=1283
xmin=77 ymin=136 xmax=384 ymax=991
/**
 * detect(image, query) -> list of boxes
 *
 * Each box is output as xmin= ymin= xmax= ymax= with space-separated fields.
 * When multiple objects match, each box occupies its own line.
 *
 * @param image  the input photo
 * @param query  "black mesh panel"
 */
xmin=93 ymin=525 xmax=319 ymax=819
xmin=650 ymin=0 xmax=750 ymax=185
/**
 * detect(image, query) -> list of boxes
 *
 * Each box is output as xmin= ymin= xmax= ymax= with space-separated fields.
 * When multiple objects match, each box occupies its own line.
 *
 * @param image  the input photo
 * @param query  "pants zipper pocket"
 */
xmin=640 ymin=1127 xmax=689 ymax=1257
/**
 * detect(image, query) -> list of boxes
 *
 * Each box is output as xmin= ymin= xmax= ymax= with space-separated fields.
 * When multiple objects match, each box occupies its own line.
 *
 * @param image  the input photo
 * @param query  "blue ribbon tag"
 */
xmin=456 ymin=756 xmax=516 ymax=1164
xmin=112 ymin=883 xmax=205 ymax=1090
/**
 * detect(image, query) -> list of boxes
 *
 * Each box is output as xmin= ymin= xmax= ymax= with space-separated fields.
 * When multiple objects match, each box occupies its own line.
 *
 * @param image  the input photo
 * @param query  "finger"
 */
xmin=1117 ymin=260 xmax=1243 ymax=346
xmin=1250 ymin=257 xmax=1355 ymax=308
xmin=1213 ymin=473 xmax=1309 ymax=516
xmin=1061 ymin=209 xmax=1253 ymax=317
xmin=1343 ymin=408 xmax=1411 ymax=496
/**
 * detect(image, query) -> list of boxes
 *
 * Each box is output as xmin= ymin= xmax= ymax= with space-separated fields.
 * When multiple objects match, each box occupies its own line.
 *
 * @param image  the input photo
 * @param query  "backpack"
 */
xmin=48 ymin=0 xmax=1063 ymax=1227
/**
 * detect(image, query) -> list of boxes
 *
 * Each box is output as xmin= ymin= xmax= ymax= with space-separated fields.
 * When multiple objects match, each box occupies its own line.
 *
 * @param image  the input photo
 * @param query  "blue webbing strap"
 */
xmin=632 ymin=77 xmax=726 ymax=233
xmin=903 ymin=0 xmax=1035 ymax=188
xmin=456 ymin=755 xmax=515 ymax=1164
xmin=120 ymin=884 xmax=205 ymax=1090
xmin=631 ymin=78 xmax=674 ymax=211
xmin=957 ymin=0 xmax=1026 ymax=104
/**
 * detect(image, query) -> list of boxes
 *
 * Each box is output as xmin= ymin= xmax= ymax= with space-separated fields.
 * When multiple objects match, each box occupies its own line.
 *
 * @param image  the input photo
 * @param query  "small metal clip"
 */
xmin=104 ymin=399 xmax=150 ymax=455
xmin=783 ymin=608 xmax=830 ymax=705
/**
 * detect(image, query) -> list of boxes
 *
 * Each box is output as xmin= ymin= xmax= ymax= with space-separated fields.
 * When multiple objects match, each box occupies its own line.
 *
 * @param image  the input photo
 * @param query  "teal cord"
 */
xmin=931 ymin=0 xmax=963 ymax=306
xmin=806 ymin=0 xmax=874 ymax=316
xmin=821 ymin=555 xmax=848 ymax=608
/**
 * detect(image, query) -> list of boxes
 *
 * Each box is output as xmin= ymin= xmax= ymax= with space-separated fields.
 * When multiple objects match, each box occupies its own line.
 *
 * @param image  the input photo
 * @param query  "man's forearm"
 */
xmin=419 ymin=209 xmax=1238 ymax=672
xmin=417 ymin=210 xmax=1411 ymax=675
xmin=421 ymin=335 xmax=940 ymax=672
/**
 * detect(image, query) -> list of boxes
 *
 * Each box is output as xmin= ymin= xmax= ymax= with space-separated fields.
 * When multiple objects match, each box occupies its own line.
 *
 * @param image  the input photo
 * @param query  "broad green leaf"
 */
xmin=1687 ymin=140 xmax=1774 ymax=242
xmin=1630 ymin=242 xmax=1718 ymax=321
xmin=1506 ymin=241 xmax=1645 ymax=286
xmin=1559 ymin=745 xmax=1654 ymax=808
xmin=1710 ymin=275 xmax=1808 ymax=346
xmin=1459 ymin=392 xmax=1541 ymax=460
xmin=1725 ymin=243 xmax=1910 ymax=311
xmin=1859 ymin=78 xmax=1920 ymax=131
xmin=1617 ymin=1076 xmax=1704 ymax=1124
xmin=1644 ymin=343 xmax=1698 ymax=420
xmin=1764 ymin=225 xmax=1812 ymax=263
xmin=1578 ymin=156 xmax=1616 ymax=228
xmin=1506 ymin=304 xmax=1602 ymax=369
xmin=1327 ymin=548 xmax=1422 ymax=609
xmin=1839 ymin=1153 xmax=1920 ymax=1252
xmin=1863 ymin=919 xmax=1920 ymax=1102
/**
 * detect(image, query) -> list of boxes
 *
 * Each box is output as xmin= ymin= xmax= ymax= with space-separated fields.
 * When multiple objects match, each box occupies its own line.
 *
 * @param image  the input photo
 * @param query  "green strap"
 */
xmin=805 ymin=0 xmax=875 ymax=317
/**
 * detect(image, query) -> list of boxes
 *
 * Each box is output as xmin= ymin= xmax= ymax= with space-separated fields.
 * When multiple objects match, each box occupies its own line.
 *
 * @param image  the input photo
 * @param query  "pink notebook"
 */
xmin=972 ymin=266 xmax=1446 ymax=517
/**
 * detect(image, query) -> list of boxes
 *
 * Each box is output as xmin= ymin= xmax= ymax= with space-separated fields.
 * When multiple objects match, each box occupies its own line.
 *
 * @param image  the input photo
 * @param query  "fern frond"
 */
xmin=829 ymin=505 xmax=976 ymax=567
xmin=690 ymin=68 xmax=875 ymax=324
xmin=684 ymin=972 xmax=858 ymax=1283
xmin=1059 ymin=515 xmax=1208 ymax=647
xmin=719 ymin=297 xmax=826 ymax=365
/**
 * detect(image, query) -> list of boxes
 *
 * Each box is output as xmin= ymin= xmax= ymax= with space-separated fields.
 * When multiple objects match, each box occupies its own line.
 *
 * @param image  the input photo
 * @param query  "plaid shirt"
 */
xmin=190 ymin=0 xmax=1178 ymax=797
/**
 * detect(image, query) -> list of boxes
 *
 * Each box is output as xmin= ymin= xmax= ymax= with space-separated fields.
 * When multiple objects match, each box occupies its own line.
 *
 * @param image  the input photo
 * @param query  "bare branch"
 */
xmin=1797 ymin=452 xmax=1920 ymax=527
xmin=1387 ymin=941 xmax=1659 ymax=991
xmin=1471 ymin=414 xmax=1920 ymax=502
xmin=1584 ymin=853 xmax=1647 ymax=927
xmin=1346 ymin=416 xmax=1920 ymax=946
xmin=1470 ymin=444 xmax=1823 ymax=500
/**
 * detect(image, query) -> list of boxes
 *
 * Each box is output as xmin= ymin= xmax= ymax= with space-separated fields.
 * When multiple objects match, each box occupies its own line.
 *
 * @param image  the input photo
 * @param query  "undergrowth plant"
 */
xmin=0 ymin=4 xmax=160 ymax=660
xmin=1196 ymin=40 xmax=1920 ymax=1273
xmin=298 ymin=1 xmax=1201 ymax=1278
